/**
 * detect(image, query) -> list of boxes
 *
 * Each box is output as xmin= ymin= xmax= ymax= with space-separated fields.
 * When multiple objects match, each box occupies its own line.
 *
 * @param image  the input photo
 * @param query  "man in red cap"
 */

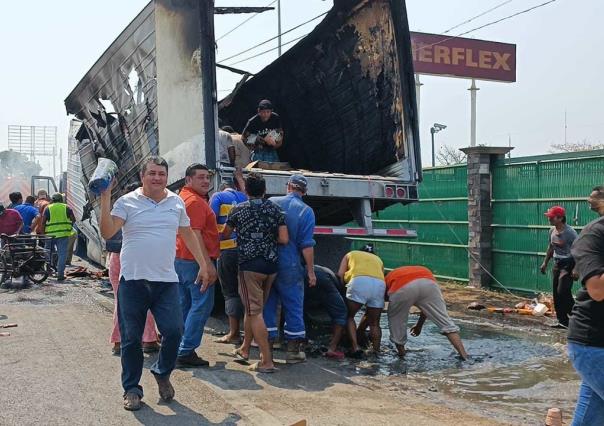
xmin=540 ymin=205 xmax=578 ymax=328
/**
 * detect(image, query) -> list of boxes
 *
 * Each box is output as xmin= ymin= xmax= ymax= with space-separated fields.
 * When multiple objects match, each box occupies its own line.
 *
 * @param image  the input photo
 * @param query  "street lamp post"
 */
xmin=430 ymin=123 xmax=447 ymax=167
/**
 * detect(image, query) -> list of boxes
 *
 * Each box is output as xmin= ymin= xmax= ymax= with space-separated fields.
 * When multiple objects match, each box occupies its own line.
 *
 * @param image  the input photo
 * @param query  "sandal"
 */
xmin=324 ymin=350 xmax=345 ymax=361
xmin=248 ymin=362 xmax=278 ymax=373
xmin=232 ymin=348 xmax=249 ymax=362
xmin=216 ymin=335 xmax=242 ymax=345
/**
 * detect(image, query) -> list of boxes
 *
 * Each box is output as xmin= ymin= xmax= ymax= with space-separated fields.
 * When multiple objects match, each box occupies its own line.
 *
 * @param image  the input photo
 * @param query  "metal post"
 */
xmin=468 ymin=79 xmax=479 ymax=146
xmin=430 ymin=128 xmax=435 ymax=167
xmin=52 ymin=145 xmax=56 ymax=178
xmin=415 ymin=74 xmax=422 ymax=127
xmin=277 ymin=0 xmax=282 ymax=56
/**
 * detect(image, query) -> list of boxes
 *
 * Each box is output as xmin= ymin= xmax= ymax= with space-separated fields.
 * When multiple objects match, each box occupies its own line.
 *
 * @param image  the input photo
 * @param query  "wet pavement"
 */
xmin=306 ymin=313 xmax=579 ymax=424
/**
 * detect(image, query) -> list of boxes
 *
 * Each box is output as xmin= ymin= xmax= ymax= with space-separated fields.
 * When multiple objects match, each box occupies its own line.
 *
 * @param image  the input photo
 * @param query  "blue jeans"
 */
xmin=568 ymin=342 xmax=604 ymax=425
xmin=175 ymin=259 xmax=215 ymax=357
xmin=264 ymin=268 xmax=306 ymax=341
xmin=45 ymin=236 xmax=69 ymax=279
xmin=118 ymin=278 xmax=183 ymax=397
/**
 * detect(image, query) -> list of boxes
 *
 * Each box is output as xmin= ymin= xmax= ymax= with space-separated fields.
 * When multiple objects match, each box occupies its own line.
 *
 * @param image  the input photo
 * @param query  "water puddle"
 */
xmin=310 ymin=313 xmax=579 ymax=421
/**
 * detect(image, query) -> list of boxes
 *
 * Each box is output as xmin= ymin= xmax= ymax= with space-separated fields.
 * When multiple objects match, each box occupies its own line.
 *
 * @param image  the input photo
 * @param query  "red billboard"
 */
xmin=410 ymin=32 xmax=516 ymax=83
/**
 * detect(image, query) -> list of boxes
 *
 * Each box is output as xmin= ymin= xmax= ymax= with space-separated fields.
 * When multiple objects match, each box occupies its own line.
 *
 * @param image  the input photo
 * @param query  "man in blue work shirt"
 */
xmin=266 ymin=174 xmax=317 ymax=363
xmin=12 ymin=193 xmax=40 ymax=234
xmin=209 ymin=174 xmax=248 ymax=344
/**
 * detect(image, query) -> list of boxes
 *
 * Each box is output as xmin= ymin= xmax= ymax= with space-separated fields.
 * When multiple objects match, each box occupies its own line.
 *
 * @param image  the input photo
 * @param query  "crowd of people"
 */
xmin=98 ymin=155 xmax=469 ymax=411
xmin=0 ymin=189 xmax=76 ymax=283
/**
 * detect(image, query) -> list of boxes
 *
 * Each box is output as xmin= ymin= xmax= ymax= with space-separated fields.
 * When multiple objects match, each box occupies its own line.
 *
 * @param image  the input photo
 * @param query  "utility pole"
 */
xmin=277 ymin=0 xmax=282 ymax=56
xmin=468 ymin=79 xmax=479 ymax=146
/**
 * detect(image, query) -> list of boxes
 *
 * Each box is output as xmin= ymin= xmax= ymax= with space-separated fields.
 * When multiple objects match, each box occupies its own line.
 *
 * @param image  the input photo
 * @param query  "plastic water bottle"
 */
xmin=88 ymin=158 xmax=118 ymax=195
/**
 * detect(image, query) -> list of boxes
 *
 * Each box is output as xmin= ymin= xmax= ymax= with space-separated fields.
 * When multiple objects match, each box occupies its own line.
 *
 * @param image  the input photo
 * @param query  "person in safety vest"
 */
xmin=41 ymin=193 xmax=75 ymax=282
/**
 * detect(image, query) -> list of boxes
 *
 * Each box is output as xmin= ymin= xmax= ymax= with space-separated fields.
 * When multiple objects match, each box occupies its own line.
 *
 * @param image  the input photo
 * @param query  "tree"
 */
xmin=436 ymin=144 xmax=467 ymax=166
xmin=550 ymin=140 xmax=604 ymax=153
xmin=0 ymin=150 xmax=42 ymax=178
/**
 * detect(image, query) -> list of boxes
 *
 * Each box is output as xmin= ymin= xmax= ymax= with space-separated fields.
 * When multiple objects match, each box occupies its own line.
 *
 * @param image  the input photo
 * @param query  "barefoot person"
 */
xmin=222 ymin=172 xmax=288 ymax=373
xmin=337 ymin=244 xmax=386 ymax=357
xmin=99 ymin=156 xmax=214 ymax=411
xmin=385 ymin=265 xmax=468 ymax=360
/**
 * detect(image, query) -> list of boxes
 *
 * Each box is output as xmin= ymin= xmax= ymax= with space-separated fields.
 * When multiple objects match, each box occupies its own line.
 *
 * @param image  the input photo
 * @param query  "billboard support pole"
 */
xmin=469 ymin=78 xmax=479 ymax=146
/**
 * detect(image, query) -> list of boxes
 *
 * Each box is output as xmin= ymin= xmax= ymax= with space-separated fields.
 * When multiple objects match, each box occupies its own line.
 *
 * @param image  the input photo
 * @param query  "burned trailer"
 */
xmin=220 ymin=0 xmax=421 ymax=227
xmin=63 ymin=0 xmax=420 ymax=263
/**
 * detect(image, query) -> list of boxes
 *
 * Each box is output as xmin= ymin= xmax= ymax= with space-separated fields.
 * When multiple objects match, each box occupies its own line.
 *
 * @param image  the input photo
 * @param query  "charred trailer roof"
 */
xmin=219 ymin=0 xmax=421 ymax=179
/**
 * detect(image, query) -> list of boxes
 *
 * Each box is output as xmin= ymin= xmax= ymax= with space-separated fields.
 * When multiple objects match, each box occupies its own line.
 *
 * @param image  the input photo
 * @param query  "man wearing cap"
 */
xmin=540 ymin=205 xmax=578 ymax=328
xmin=40 ymin=193 xmax=76 ymax=282
xmin=241 ymin=99 xmax=284 ymax=163
xmin=266 ymin=174 xmax=316 ymax=363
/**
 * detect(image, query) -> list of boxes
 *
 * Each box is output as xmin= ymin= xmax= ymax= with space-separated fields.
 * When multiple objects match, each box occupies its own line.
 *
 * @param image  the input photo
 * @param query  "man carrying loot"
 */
xmin=241 ymin=99 xmax=284 ymax=163
xmin=266 ymin=174 xmax=316 ymax=364
xmin=99 ymin=156 xmax=214 ymax=411
xmin=540 ymin=205 xmax=578 ymax=328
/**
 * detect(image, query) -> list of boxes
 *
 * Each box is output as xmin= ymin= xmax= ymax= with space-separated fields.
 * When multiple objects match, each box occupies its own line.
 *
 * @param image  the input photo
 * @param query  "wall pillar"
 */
xmin=460 ymin=146 xmax=513 ymax=288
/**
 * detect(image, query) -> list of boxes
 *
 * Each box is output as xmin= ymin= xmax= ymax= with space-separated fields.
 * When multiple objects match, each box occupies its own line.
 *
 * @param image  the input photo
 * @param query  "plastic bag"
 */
xmin=88 ymin=158 xmax=118 ymax=195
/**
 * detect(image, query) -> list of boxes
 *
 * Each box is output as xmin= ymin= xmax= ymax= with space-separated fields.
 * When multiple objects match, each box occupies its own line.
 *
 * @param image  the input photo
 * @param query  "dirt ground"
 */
xmin=0 ymin=262 xmax=570 ymax=425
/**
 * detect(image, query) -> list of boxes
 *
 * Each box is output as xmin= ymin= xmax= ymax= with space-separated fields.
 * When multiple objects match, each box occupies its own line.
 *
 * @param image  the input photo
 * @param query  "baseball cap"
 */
xmin=51 ymin=193 xmax=63 ymax=203
xmin=258 ymin=99 xmax=273 ymax=110
xmin=288 ymin=174 xmax=308 ymax=192
xmin=544 ymin=206 xmax=566 ymax=218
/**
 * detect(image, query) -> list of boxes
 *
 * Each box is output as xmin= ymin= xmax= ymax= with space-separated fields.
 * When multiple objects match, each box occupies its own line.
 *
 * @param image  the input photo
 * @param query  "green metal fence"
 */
xmin=352 ymin=164 xmax=469 ymax=281
xmin=352 ymin=149 xmax=604 ymax=294
xmin=491 ymin=150 xmax=604 ymax=292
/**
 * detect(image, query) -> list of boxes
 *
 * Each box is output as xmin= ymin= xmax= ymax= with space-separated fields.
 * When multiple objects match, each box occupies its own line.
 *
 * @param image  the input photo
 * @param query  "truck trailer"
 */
xmin=63 ymin=0 xmax=421 ymax=267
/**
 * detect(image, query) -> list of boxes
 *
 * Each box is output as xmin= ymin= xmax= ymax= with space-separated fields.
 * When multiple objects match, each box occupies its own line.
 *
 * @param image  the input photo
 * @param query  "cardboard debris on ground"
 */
xmin=467 ymin=299 xmax=554 ymax=317
xmin=65 ymin=267 xmax=107 ymax=279
xmin=0 ymin=323 xmax=17 ymax=328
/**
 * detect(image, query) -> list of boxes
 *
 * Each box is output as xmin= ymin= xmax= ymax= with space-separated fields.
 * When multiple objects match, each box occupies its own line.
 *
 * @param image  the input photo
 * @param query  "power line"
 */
xmin=226 ymin=33 xmax=308 ymax=66
xmin=217 ymin=10 xmax=328 ymax=64
xmin=443 ymin=0 xmax=514 ymax=34
xmin=414 ymin=0 xmax=558 ymax=54
xmin=216 ymin=0 xmax=278 ymax=42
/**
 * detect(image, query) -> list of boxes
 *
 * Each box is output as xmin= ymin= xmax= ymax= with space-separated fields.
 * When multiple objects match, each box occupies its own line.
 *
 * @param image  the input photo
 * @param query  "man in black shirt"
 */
xmin=241 ymin=99 xmax=283 ymax=163
xmin=567 ymin=185 xmax=604 ymax=425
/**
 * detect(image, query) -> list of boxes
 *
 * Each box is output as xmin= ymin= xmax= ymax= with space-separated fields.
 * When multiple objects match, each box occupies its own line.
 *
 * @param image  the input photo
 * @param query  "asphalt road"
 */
xmin=0 ymin=276 xmax=503 ymax=425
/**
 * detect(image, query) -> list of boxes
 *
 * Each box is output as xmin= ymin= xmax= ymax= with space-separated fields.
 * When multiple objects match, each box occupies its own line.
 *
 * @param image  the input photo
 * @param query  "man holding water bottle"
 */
xmin=98 ymin=155 xmax=216 ymax=411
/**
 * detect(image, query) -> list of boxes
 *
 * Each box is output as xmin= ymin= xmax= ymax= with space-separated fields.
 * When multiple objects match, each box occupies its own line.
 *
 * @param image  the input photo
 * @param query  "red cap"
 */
xmin=544 ymin=206 xmax=566 ymax=218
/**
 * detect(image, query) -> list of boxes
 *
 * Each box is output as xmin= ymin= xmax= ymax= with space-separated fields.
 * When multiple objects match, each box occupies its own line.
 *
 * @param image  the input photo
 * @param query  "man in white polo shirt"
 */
xmin=99 ymin=155 xmax=216 ymax=411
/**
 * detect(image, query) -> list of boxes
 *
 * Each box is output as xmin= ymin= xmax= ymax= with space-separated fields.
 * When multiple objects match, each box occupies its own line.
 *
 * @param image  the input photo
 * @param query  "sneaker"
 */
xmin=286 ymin=341 xmax=307 ymax=364
xmin=123 ymin=392 xmax=141 ymax=411
xmin=176 ymin=352 xmax=210 ymax=367
xmin=142 ymin=342 xmax=160 ymax=353
xmin=153 ymin=374 xmax=175 ymax=402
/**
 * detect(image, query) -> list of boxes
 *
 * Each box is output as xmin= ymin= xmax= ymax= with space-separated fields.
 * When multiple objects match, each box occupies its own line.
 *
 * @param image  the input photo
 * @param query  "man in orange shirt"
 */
xmin=175 ymin=164 xmax=219 ymax=367
xmin=385 ymin=265 xmax=468 ymax=360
